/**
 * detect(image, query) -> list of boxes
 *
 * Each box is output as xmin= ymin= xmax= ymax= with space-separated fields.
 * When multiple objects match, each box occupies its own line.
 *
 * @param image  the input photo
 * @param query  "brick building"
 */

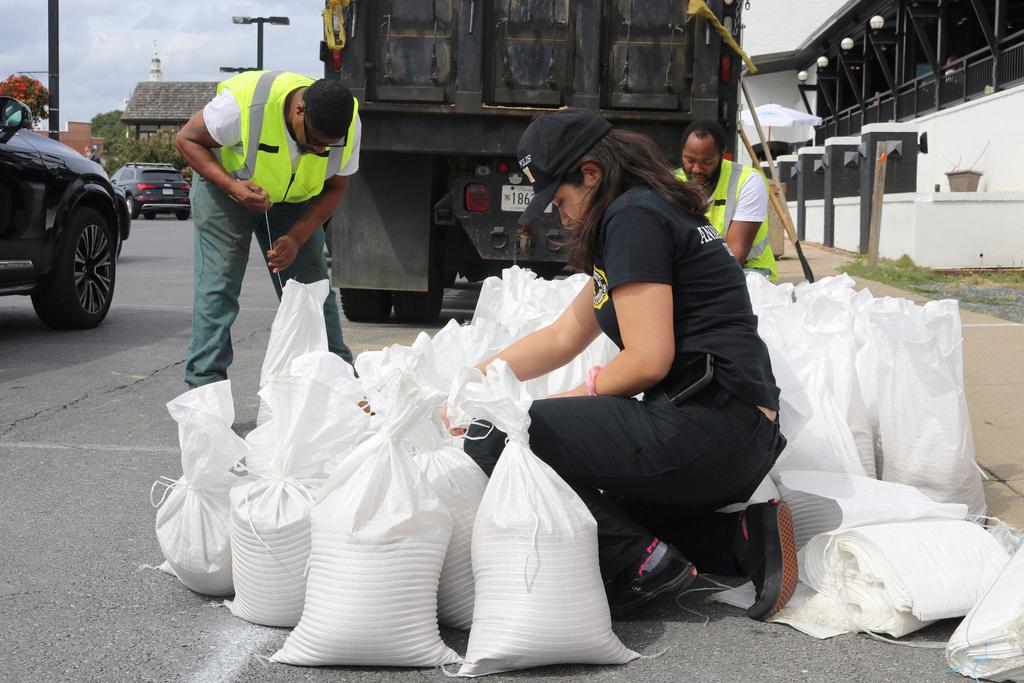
xmin=31 ymin=121 xmax=105 ymax=157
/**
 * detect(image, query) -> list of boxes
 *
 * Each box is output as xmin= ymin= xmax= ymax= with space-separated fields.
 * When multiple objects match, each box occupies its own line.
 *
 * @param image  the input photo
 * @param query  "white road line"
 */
xmin=0 ymin=440 xmax=177 ymax=453
xmin=963 ymin=323 xmax=1024 ymax=328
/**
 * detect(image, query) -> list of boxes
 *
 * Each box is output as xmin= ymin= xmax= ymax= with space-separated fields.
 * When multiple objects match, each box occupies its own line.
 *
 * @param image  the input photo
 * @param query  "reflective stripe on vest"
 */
xmin=214 ymin=70 xmax=358 ymax=204
xmin=676 ymin=159 xmax=777 ymax=280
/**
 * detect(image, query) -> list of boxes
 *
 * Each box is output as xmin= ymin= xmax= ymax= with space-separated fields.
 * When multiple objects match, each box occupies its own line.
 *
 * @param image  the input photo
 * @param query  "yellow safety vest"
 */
xmin=676 ymin=159 xmax=777 ymax=281
xmin=215 ymin=70 xmax=359 ymax=204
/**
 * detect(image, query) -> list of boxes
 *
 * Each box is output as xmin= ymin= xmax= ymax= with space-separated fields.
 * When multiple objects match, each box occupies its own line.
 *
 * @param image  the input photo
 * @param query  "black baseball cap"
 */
xmin=515 ymin=108 xmax=611 ymax=225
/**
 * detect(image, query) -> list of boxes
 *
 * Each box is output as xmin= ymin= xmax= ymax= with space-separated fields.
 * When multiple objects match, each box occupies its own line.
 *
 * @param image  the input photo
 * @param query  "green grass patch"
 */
xmin=842 ymin=256 xmax=1024 ymax=291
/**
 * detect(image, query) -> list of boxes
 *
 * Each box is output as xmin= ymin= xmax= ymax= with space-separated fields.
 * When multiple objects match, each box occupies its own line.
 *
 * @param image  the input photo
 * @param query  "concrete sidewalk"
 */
xmin=776 ymin=243 xmax=1024 ymax=527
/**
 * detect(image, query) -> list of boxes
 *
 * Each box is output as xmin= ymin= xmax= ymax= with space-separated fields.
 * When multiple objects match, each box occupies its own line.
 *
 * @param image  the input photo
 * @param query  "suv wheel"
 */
xmin=126 ymin=194 xmax=139 ymax=219
xmin=176 ymin=210 xmax=190 ymax=221
xmin=31 ymin=207 xmax=116 ymax=329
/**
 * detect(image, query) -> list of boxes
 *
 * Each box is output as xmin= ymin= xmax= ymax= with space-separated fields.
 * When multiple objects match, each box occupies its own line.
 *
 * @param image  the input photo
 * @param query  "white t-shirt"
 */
xmin=203 ymin=88 xmax=361 ymax=176
xmin=731 ymin=166 xmax=769 ymax=223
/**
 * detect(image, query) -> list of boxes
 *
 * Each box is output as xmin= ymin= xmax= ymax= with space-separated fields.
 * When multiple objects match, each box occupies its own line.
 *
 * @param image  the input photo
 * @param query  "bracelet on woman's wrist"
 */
xmin=586 ymin=365 xmax=603 ymax=396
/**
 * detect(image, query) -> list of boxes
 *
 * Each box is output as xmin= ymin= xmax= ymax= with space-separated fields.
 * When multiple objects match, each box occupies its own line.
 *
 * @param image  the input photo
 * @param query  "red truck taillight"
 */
xmin=465 ymin=184 xmax=489 ymax=212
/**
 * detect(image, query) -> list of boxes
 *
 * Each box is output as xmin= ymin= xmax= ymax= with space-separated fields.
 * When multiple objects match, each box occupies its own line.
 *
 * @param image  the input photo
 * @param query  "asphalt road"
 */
xmin=0 ymin=218 xmax=963 ymax=682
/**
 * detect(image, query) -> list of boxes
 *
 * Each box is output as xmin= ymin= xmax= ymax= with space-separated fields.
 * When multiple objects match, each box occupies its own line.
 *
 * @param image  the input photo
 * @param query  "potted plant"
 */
xmin=945 ymin=142 xmax=988 ymax=192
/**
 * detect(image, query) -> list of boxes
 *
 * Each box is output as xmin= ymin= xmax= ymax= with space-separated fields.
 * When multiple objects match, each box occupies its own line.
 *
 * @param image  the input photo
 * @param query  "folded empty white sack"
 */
xmin=273 ymin=373 xmax=460 ymax=667
xmin=228 ymin=374 xmax=370 ymax=627
xmin=801 ymin=520 xmax=1010 ymax=637
xmin=448 ymin=363 xmax=639 ymax=677
xmin=947 ymin=542 xmax=1024 ymax=682
xmin=775 ymin=470 xmax=968 ymax=550
xmin=256 ymin=279 xmax=330 ymax=426
xmin=154 ymin=380 xmax=250 ymax=596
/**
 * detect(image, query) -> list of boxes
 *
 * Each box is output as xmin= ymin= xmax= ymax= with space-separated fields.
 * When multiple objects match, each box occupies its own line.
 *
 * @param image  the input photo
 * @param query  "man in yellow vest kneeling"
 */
xmin=176 ymin=71 xmax=360 ymax=388
xmin=676 ymin=119 xmax=777 ymax=281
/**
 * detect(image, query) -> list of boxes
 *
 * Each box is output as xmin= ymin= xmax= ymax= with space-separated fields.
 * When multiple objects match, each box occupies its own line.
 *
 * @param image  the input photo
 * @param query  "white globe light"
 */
xmin=841 ymin=37 xmax=855 ymax=51
xmin=797 ymin=70 xmax=809 ymax=82
xmin=817 ymin=55 xmax=829 ymax=68
xmin=870 ymin=15 xmax=885 ymax=30
xmin=724 ymin=0 xmax=735 ymax=5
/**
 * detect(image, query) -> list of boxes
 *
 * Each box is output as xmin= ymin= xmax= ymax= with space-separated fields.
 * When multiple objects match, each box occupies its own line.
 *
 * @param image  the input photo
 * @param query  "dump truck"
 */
xmin=322 ymin=0 xmax=742 ymax=323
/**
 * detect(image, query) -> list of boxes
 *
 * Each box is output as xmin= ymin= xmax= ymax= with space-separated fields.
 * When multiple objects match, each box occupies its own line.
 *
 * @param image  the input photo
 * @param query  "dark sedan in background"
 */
xmin=0 ymin=97 xmax=130 ymax=329
xmin=110 ymin=163 xmax=190 ymax=220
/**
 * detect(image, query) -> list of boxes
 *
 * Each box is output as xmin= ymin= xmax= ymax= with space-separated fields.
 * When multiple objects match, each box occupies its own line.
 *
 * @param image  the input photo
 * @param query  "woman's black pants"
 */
xmin=464 ymin=384 xmax=786 ymax=580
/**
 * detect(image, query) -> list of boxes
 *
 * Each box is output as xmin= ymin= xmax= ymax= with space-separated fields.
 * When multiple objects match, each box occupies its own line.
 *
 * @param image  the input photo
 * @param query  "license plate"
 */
xmin=162 ymin=188 xmax=173 ymax=195
xmin=501 ymin=185 xmax=552 ymax=214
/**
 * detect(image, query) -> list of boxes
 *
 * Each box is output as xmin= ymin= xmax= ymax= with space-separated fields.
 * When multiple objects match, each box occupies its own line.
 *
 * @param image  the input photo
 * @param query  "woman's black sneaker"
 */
xmin=605 ymin=541 xmax=698 ymax=618
xmin=738 ymin=499 xmax=798 ymax=621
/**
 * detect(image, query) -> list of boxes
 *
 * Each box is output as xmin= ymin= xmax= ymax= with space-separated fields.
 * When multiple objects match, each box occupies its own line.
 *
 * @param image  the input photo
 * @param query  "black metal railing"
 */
xmin=817 ymin=31 xmax=1024 ymax=136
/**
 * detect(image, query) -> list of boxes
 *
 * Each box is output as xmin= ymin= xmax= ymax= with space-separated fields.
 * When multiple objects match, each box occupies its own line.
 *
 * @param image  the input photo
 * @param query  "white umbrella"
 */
xmin=740 ymin=103 xmax=822 ymax=128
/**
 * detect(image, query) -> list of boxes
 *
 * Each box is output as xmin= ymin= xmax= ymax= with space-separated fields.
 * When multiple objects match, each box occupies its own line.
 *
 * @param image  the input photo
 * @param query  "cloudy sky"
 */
xmin=2 ymin=0 xmax=326 ymax=128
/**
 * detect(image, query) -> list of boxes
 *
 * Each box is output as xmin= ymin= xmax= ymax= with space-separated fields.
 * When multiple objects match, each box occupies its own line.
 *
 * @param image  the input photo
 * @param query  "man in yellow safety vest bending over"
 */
xmin=675 ymin=119 xmax=776 ymax=281
xmin=176 ymin=71 xmax=360 ymax=388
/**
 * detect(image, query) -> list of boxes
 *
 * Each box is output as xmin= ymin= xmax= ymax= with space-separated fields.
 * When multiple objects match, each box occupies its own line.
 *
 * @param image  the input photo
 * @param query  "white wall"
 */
xmin=819 ymin=191 xmax=1024 ymax=267
xmin=914 ymin=84 xmax=1024 ymax=193
xmin=803 ymin=199 xmax=825 ymax=243
xmin=741 ymin=0 xmax=848 ymax=58
xmin=913 ymin=194 xmax=1024 ymax=268
xmin=833 ymin=197 xmax=861 ymax=252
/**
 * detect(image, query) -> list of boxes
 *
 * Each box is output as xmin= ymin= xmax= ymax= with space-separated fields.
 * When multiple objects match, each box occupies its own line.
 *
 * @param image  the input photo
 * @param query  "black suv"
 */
xmin=0 ymin=97 xmax=130 ymax=328
xmin=110 ymin=163 xmax=190 ymax=220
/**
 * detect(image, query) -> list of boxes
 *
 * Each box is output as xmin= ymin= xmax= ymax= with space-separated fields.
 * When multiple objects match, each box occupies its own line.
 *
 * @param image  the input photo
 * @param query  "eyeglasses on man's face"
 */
xmin=301 ymin=113 xmax=347 ymax=152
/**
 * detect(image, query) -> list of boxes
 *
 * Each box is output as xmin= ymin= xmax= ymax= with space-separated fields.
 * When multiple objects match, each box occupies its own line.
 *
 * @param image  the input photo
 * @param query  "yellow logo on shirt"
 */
xmin=593 ymin=266 xmax=609 ymax=310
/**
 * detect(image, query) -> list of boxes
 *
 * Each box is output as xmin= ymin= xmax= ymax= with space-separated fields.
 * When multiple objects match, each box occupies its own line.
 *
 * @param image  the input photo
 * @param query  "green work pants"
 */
xmin=185 ymin=176 xmax=352 ymax=388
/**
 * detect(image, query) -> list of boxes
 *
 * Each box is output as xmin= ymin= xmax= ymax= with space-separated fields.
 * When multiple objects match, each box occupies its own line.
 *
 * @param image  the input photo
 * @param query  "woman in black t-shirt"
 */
xmin=446 ymin=108 xmax=796 ymax=621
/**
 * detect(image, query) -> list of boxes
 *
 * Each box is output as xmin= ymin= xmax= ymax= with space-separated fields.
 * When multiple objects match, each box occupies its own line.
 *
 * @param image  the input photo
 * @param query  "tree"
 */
xmin=0 ymin=75 xmax=48 ymax=124
xmin=90 ymin=110 xmax=127 ymax=142
xmin=103 ymin=130 xmax=187 ymax=177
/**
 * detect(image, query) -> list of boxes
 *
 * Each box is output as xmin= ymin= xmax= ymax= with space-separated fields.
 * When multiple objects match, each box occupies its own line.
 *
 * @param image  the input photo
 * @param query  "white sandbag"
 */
xmin=407 ymin=421 xmax=488 ymax=630
xmin=472 ymin=266 xmax=591 ymax=338
xmin=760 ymin=334 xmax=812 ymax=444
xmin=746 ymin=271 xmax=794 ymax=313
xmin=774 ymin=471 xmax=968 ymax=550
xmin=273 ymin=373 xmax=460 ymax=667
xmin=947 ymin=543 xmax=1024 ymax=682
xmin=154 ymin=380 xmax=250 ymax=596
xmin=427 ymin=319 xmax=515 ymax=387
xmin=801 ymin=520 xmax=1010 ymax=637
xmin=874 ymin=300 xmax=986 ymax=514
xmin=448 ymin=363 xmax=639 ymax=677
xmin=764 ymin=299 xmax=873 ymax=477
xmin=256 ymin=279 xmax=330 ymax=425
xmin=793 ymin=273 xmax=857 ymax=304
xmin=228 ymin=374 xmax=370 ymax=627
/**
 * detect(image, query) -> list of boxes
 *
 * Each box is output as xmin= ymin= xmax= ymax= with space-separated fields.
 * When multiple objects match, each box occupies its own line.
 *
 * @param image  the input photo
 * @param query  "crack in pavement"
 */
xmin=0 ymin=325 xmax=274 ymax=440
xmin=0 ymin=358 xmax=187 ymax=440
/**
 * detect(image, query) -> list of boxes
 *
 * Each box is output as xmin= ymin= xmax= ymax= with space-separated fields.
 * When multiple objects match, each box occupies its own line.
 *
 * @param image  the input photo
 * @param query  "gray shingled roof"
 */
xmin=121 ymin=81 xmax=218 ymax=124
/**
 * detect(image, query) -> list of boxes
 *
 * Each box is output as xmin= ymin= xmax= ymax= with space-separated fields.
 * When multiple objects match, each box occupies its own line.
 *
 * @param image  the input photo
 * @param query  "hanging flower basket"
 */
xmin=0 ymin=75 xmax=49 ymax=124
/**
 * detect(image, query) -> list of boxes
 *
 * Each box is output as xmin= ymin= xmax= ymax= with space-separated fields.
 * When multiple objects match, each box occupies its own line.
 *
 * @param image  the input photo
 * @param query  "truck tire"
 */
xmin=31 ymin=207 xmax=116 ymax=329
xmin=340 ymin=288 xmax=393 ymax=322
xmin=393 ymin=290 xmax=443 ymax=324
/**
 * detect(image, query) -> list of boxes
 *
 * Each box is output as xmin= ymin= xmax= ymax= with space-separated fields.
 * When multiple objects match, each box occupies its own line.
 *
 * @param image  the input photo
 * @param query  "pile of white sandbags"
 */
xmin=737 ymin=274 xmax=1012 ymax=662
xmin=149 ymin=268 xmax=1004 ymax=679
xmin=747 ymin=273 xmax=986 ymax=515
xmin=149 ymin=273 xmax=644 ymax=676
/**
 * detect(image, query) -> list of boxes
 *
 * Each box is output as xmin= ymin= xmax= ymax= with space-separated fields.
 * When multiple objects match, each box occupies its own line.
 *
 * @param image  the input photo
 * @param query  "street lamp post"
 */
xmin=231 ymin=16 xmax=290 ymax=71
